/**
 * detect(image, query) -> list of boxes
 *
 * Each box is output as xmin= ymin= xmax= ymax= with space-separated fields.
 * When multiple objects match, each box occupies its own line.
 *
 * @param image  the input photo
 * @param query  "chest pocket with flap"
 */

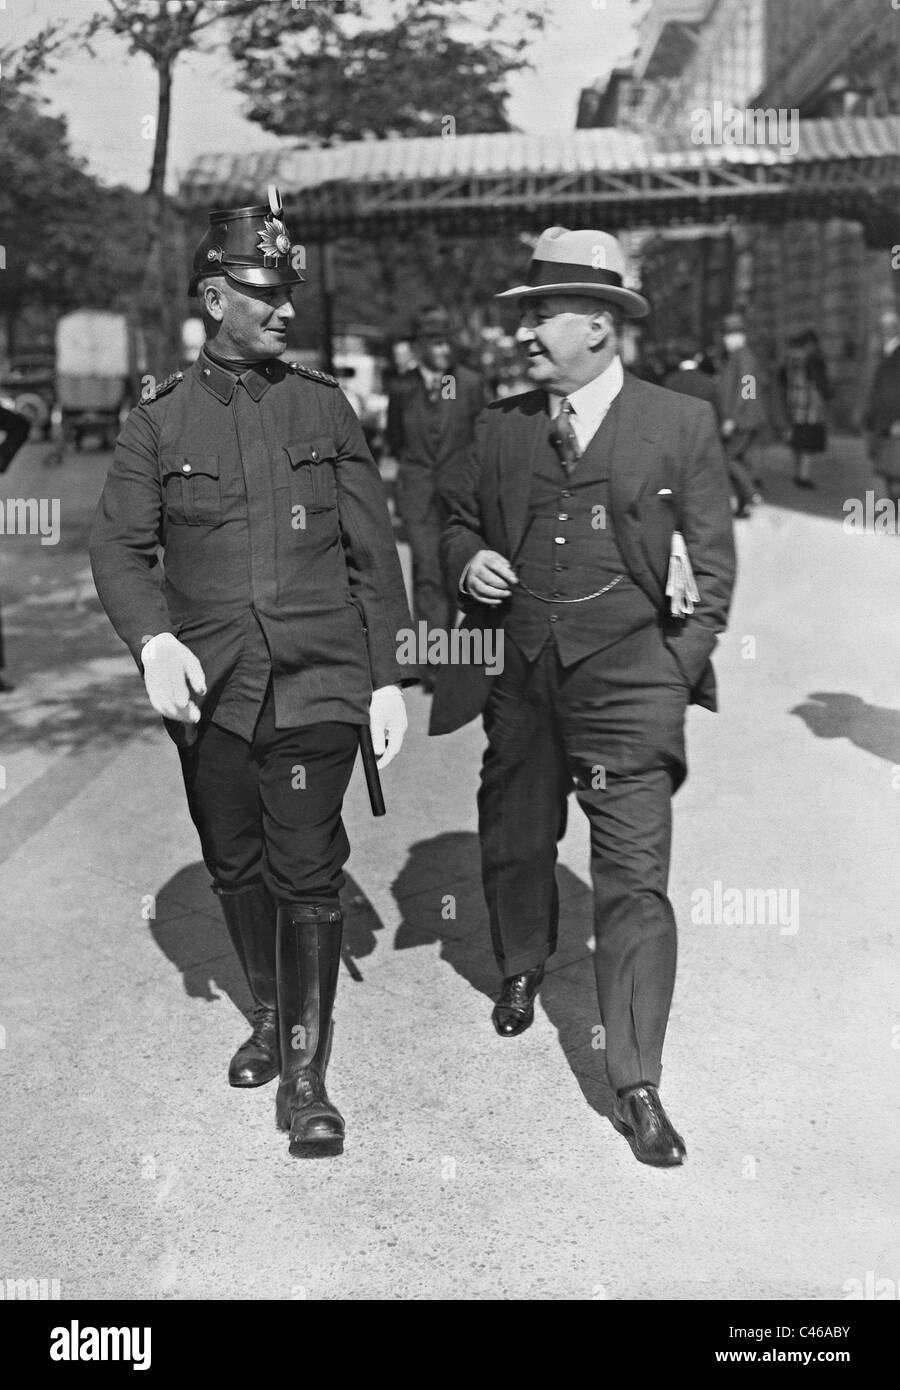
xmin=284 ymin=437 xmax=338 ymax=511
xmin=161 ymin=454 xmax=222 ymax=525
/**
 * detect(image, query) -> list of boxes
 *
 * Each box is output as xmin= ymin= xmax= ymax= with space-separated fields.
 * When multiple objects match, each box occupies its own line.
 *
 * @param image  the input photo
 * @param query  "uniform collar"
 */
xmin=195 ymin=346 xmax=286 ymax=403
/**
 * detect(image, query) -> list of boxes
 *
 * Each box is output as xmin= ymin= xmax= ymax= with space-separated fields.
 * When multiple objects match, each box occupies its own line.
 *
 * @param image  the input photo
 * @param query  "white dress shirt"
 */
xmin=549 ymin=355 xmax=624 ymax=453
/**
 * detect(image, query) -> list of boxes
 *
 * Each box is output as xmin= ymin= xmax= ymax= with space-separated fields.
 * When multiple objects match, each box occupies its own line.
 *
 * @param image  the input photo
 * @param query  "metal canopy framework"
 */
xmin=182 ymin=117 xmax=900 ymax=245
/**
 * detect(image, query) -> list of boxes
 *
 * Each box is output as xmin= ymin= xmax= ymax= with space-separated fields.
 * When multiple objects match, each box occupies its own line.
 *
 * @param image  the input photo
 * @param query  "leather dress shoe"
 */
xmin=612 ymin=1084 xmax=686 ymax=1167
xmin=491 ymin=964 xmax=545 ymax=1037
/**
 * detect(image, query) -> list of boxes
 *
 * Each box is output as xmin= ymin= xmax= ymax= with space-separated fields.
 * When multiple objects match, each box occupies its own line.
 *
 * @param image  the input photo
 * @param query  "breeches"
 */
xmin=177 ymin=682 xmax=359 ymax=908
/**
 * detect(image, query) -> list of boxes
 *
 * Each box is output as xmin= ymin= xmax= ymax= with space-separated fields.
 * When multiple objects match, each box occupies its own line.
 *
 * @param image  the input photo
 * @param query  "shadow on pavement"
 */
xmin=1 ymin=542 xmax=157 ymax=754
xmin=391 ymin=830 xmax=615 ymax=1123
xmin=149 ymin=861 xmax=387 ymax=1022
xmin=753 ymin=438 xmax=876 ymax=524
xmin=791 ymin=690 xmax=900 ymax=765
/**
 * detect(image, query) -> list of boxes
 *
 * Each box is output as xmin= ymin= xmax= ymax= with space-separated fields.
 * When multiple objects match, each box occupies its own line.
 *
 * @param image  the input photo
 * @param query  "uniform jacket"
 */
xmin=90 ymin=349 xmax=412 ymax=731
xmin=387 ymin=363 xmax=489 ymax=519
xmin=429 ymin=372 xmax=736 ymax=735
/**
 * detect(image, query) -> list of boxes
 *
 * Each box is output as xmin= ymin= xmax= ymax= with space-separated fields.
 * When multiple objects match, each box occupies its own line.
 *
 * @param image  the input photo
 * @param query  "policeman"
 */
xmin=90 ymin=188 xmax=412 ymax=1159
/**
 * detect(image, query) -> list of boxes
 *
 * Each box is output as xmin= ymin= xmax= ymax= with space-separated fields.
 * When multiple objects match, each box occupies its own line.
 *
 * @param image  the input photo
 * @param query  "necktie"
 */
xmin=553 ymin=398 xmax=580 ymax=473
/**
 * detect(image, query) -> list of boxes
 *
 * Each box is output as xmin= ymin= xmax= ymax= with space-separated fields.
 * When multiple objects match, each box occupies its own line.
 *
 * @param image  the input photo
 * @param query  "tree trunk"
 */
xmin=148 ymin=49 xmax=172 ymax=200
xmin=140 ymin=55 xmax=180 ymax=378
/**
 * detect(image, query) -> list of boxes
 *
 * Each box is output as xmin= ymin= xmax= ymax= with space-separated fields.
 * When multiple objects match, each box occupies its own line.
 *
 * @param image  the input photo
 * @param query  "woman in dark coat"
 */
xmin=779 ymin=329 xmax=832 ymax=489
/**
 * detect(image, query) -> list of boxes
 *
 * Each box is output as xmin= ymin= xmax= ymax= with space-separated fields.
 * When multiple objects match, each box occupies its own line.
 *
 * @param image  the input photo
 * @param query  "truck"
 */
xmin=55 ymin=311 xmax=142 ymax=450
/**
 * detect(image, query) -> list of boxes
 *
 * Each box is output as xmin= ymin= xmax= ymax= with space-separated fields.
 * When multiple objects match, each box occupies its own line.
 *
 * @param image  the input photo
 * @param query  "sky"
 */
xmin=2 ymin=0 xmax=641 ymax=191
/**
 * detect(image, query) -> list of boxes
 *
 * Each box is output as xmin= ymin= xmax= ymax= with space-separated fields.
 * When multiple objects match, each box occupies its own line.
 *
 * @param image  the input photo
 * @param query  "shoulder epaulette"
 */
xmin=288 ymin=361 xmax=339 ymax=388
xmin=142 ymin=370 xmax=183 ymax=404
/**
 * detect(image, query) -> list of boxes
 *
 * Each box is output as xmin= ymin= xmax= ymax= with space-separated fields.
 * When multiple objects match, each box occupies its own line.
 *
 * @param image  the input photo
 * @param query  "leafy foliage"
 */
xmin=0 ymin=82 xmax=146 ymax=346
xmin=227 ymin=0 xmax=544 ymax=141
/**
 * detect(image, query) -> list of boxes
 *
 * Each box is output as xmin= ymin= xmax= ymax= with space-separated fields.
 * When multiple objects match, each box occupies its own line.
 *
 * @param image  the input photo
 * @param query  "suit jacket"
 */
xmin=429 ymin=372 xmax=736 ymax=736
xmin=865 ymin=346 xmax=900 ymax=437
xmin=387 ymin=363 xmax=489 ymax=519
xmin=716 ymin=345 xmax=768 ymax=432
xmin=90 ymin=350 xmax=412 ymax=733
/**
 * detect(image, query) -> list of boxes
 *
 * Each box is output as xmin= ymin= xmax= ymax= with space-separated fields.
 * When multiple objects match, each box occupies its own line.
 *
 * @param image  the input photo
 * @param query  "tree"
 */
xmin=227 ymin=0 xmax=545 ymax=142
xmin=8 ymin=0 xmax=544 ymax=363
xmin=224 ymin=0 xmax=545 ymax=346
xmin=73 ymin=1 xmax=273 ymax=372
xmin=0 ymin=80 xmax=145 ymax=355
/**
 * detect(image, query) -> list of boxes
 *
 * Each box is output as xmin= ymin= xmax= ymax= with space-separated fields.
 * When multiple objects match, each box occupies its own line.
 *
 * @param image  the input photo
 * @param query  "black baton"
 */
xmin=358 ymin=725 xmax=386 ymax=817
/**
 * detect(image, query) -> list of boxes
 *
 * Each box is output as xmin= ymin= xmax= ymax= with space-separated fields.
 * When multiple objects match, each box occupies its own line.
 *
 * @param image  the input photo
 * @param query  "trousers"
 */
xmin=478 ymin=632 xmax=687 ymax=1090
xmin=177 ymin=681 xmax=359 ymax=907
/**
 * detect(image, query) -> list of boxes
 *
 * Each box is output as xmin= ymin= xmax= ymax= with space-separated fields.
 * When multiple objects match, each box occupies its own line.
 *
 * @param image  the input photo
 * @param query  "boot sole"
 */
xmin=229 ymin=1065 xmax=280 ymax=1088
xmin=289 ymin=1137 xmax=344 ymax=1159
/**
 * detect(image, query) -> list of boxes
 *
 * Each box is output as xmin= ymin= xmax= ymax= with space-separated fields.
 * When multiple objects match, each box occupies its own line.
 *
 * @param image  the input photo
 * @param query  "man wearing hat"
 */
xmin=432 ymin=227 xmax=735 ymax=1167
xmin=386 ymin=306 xmax=489 ymax=689
xmin=90 ymin=188 xmax=412 ymax=1160
xmin=717 ymin=312 xmax=768 ymax=518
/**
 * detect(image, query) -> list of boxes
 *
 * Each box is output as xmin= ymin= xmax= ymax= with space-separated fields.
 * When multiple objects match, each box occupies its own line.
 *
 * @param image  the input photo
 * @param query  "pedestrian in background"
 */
xmin=716 ymin=312 xmax=767 ymax=519
xmin=386 ymin=337 xmax=418 ymax=385
xmin=864 ymin=307 xmax=900 ymax=502
xmin=386 ymin=306 xmax=489 ymax=690
xmin=663 ymin=339 xmax=720 ymax=416
xmin=778 ymin=330 xmax=832 ymax=490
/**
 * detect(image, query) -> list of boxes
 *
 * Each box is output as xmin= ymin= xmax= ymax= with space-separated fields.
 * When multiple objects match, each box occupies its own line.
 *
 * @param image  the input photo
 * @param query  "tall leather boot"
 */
xmin=275 ymin=903 xmax=344 ymax=1159
xmin=215 ymin=879 xmax=280 ymax=1088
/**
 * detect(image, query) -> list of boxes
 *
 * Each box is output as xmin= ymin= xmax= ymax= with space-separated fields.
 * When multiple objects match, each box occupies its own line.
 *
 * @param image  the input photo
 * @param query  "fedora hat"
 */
xmin=411 ymin=307 xmax=453 ymax=340
xmin=496 ymin=227 xmax=649 ymax=318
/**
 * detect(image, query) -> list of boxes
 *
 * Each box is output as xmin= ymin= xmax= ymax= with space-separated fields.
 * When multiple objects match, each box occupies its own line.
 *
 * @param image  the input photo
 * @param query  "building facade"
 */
xmin=584 ymin=0 xmax=899 ymax=427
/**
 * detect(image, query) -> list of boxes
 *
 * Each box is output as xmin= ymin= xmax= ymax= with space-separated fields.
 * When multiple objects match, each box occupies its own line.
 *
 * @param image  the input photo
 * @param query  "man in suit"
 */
xmin=716 ymin=312 xmax=767 ymax=518
xmin=865 ymin=307 xmax=900 ymax=500
xmin=387 ymin=307 xmax=489 ymax=687
xmin=90 ymin=188 xmax=411 ymax=1160
xmin=432 ymin=227 xmax=735 ymax=1167
xmin=663 ymin=340 xmax=720 ymax=417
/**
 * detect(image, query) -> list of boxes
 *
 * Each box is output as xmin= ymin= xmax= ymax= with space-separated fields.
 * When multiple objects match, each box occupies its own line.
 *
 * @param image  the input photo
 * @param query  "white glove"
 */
xmin=141 ymin=632 xmax=207 ymax=724
xmin=369 ymin=684 xmax=407 ymax=770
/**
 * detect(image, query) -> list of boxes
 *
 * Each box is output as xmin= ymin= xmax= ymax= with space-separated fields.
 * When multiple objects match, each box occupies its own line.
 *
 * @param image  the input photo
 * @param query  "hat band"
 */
xmin=526 ymin=260 xmax=624 ymax=289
